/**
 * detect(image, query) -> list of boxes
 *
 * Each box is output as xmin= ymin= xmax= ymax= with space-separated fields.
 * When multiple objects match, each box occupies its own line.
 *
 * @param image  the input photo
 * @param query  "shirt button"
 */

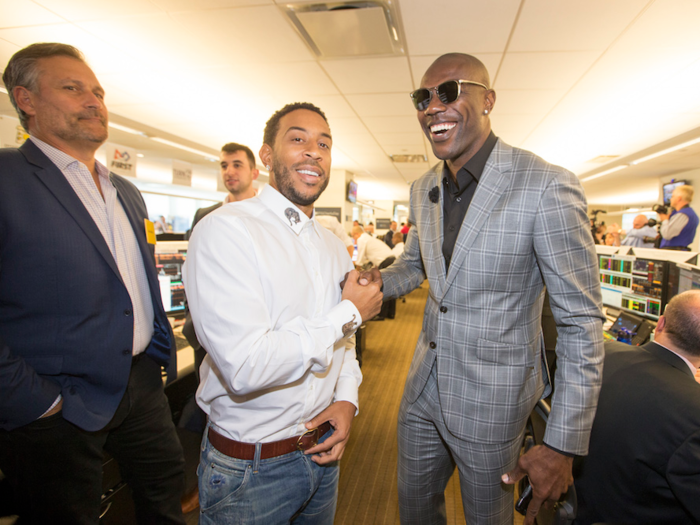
xmin=429 ymin=342 xmax=436 ymax=349
xmin=440 ymin=306 xmax=448 ymax=313
xmin=449 ymin=226 xmax=455 ymax=231
xmin=456 ymin=197 xmax=462 ymax=202
xmin=122 ymin=349 xmax=131 ymax=356
xmin=124 ymin=309 xmax=132 ymax=316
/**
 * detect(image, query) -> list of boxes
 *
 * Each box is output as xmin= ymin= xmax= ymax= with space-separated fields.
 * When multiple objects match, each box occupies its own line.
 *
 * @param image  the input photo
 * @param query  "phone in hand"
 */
xmin=515 ymin=477 xmax=533 ymax=516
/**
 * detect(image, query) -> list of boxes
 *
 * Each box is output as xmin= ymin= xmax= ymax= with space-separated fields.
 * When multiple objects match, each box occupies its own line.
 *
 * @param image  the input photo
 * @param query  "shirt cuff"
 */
xmin=326 ymin=299 xmax=362 ymax=340
xmin=543 ymin=441 xmax=576 ymax=458
xmin=334 ymin=378 xmax=360 ymax=415
xmin=39 ymin=394 xmax=62 ymax=419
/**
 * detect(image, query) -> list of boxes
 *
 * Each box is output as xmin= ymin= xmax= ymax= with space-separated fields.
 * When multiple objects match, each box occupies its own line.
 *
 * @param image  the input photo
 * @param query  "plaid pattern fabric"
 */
xmin=30 ymin=137 xmax=154 ymax=355
xmin=383 ymin=138 xmax=605 ymax=455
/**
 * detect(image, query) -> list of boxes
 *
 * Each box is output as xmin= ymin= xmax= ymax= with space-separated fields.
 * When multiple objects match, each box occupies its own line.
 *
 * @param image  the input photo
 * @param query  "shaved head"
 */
xmin=632 ymin=215 xmax=648 ymax=229
xmin=424 ymin=53 xmax=491 ymax=89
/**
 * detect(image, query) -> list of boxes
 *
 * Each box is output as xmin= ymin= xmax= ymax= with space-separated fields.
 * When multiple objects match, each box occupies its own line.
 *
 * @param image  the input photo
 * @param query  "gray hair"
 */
xmin=2 ymin=43 xmax=86 ymax=131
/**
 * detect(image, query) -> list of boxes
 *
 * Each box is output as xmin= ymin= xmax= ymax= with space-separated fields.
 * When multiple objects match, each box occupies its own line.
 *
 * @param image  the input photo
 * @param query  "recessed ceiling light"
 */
xmin=630 ymin=137 xmax=700 ymax=165
xmin=150 ymin=137 xmax=217 ymax=161
xmin=580 ymin=165 xmax=628 ymax=183
xmin=108 ymin=122 xmax=147 ymax=136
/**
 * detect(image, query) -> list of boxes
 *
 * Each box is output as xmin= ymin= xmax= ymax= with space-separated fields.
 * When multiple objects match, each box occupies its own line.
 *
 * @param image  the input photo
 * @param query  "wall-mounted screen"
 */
xmin=662 ymin=180 xmax=688 ymax=206
xmin=347 ymin=180 xmax=357 ymax=204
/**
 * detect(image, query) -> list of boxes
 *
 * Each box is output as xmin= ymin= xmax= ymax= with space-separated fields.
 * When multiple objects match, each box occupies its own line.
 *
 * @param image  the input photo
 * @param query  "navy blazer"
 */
xmin=0 ymin=140 xmax=176 ymax=432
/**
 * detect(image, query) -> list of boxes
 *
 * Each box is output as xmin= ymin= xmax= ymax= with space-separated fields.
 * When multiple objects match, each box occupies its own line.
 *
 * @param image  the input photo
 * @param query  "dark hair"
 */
xmin=663 ymin=290 xmax=700 ymax=356
xmin=3 ymin=43 xmax=86 ymax=132
xmin=221 ymin=142 xmax=256 ymax=169
xmin=263 ymin=102 xmax=328 ymax=148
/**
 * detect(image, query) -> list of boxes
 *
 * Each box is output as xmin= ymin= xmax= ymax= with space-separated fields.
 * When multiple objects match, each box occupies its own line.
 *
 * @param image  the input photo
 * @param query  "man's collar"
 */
xmin=258 ymin=184 xmax=311 ymax=235
xmin=442 ymin=131 xmax=498 ymax=187
xmin=30 ymin=136 xmax=109 ymax=181
xmin=653 ymin=341 xmax=697 ymax=375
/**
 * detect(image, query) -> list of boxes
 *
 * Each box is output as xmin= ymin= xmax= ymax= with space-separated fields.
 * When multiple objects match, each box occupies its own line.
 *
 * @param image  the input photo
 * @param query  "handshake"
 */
xmin=340 ymin=268 xmax=384 ymax=323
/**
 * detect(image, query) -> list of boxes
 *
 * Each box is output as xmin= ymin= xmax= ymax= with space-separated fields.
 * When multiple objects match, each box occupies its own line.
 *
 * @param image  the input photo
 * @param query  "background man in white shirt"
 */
xmin=391 ymin=231 xmax=406 ymax=257
xmin=352 ymin=224 xmax=394 ymax=269
xmin=183 ymin=102 xmax=383 ymax=525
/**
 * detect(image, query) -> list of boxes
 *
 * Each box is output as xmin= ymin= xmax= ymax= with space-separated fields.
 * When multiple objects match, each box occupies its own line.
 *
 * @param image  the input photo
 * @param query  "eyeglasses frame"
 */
xmin=410 ymin=79 xmax=489 ymax=111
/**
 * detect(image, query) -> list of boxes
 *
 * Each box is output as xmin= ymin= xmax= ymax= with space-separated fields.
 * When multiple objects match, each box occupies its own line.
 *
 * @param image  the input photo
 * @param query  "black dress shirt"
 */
xmin=442 ymin=131 xmax=498 ymax=269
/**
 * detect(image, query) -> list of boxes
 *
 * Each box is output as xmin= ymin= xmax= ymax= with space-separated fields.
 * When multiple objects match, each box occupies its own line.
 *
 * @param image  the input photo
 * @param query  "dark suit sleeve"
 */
xmin=666 ymin=428 xmax=700 ymax=520
xmin=0 ymin=334 xmax=62 ymax=427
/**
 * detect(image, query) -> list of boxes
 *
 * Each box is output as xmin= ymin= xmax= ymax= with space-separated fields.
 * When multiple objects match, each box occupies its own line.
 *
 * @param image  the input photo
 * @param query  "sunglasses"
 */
xmin=410 ymin=79 xmax=488 ymax=111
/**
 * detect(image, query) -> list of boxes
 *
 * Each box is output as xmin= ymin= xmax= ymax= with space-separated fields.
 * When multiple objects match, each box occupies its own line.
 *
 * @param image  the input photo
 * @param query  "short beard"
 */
xmin=271 ymin=155 xmax=329 ymax=207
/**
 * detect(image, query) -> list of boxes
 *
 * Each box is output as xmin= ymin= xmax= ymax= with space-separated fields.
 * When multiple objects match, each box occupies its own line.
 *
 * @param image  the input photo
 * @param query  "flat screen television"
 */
xmin=662 ymin=180 xmax=687 ymax=206
xmin=347 ymin=180 xmax=357 ymax=204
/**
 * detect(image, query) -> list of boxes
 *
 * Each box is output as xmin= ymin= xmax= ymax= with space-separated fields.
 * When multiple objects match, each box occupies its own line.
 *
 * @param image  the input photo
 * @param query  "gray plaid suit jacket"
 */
xmin=382 ymin=138 xmax=605 ymax=455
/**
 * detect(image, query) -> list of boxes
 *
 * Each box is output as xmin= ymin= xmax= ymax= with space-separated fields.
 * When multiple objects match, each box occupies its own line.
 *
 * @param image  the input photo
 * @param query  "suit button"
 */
xmin=429 ymin=342 xmax=436 ymax=349
xmin=440 ymin=306 xmax=447 ymax=313
xmin=122 ymin=349 xmax=131 ymax=356
xmin=124 ymin=309 xmax=132 ymax=316
xmin=69 ymin=387 xmax=76 ymax=395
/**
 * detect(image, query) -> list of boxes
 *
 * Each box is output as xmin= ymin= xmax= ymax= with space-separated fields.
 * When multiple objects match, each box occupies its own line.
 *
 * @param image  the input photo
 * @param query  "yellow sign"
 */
xmin=144 ymin=219 xmax=156 ymax=245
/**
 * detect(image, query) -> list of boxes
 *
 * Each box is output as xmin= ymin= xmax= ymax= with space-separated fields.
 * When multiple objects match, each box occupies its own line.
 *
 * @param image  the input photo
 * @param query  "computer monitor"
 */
xmin=662 ymin=180 xmax=687 ymax=206
xmin=154 ymin=241 xmax=188 ymax=316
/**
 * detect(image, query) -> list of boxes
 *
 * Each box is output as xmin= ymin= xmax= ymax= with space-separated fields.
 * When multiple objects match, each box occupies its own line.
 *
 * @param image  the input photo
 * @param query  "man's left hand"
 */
xmin=501 ymin=445 xmax=574 ymax=525
xmin=303 ymin=401 xmax=356 ymax=465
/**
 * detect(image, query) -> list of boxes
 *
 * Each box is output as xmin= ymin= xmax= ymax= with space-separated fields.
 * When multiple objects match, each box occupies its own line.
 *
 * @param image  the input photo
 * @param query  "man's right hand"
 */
xmin=341 ymin=270 xmax=383 ymax=322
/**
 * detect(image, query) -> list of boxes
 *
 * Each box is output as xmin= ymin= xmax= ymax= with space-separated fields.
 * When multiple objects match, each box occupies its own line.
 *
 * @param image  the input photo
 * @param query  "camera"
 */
xmin=652 ymin=203 xmax=669 ymax=216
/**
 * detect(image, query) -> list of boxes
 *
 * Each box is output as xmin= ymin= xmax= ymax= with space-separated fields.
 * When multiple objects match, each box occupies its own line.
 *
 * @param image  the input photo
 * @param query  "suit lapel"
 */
xmin=20 ymin=141 xmax=123 ymax=282
xmin=423 ymin=165 xmax=447 ymax=297
xmin=443 ymin=139 xmax=512 ymax=293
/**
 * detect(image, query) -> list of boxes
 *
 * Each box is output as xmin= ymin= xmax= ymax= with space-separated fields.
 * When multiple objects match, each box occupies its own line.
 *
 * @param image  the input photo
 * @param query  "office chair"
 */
xmin=517 ymin=399 xmax=577 ymax=525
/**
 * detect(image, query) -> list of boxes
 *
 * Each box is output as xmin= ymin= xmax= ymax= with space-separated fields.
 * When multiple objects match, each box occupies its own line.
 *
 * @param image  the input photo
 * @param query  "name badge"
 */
xmin=144 ymin=219 xmax=156 ymax=245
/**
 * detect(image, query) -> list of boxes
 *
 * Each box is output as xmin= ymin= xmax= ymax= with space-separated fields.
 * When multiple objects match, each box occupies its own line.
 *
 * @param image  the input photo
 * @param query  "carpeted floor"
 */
xmin=335 ymin=285 xmax=524 ymax=525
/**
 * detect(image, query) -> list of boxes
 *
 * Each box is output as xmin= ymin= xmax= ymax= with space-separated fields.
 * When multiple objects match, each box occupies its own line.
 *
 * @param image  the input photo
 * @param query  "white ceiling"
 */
xmin=2 ymin=0 xmax=700 ymax=205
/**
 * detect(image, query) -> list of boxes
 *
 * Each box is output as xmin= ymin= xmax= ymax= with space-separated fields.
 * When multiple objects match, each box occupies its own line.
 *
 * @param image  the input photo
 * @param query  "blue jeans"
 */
xmin=198 ymin=427 xmax=339 ymax=524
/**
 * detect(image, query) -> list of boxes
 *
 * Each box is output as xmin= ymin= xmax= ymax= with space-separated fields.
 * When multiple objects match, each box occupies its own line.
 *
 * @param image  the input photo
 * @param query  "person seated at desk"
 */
xmin=391 ymin=232 xmax=405 ymax=258
xmin=574 ymin=290 xmax=700 ymax=525
xmin=351 ymin=225 xmax=393 ymax=269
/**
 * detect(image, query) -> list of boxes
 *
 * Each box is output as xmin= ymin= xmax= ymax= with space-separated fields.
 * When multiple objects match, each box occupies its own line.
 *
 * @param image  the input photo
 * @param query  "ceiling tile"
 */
xmin=362 ymin=116 xmax=418 ymax=134
xmin=320 ymin=57 xmax=412 ymax=94
xmin=170 ymin=5 xmax=314 ymax=65
xmin=1 ymin=1 xmax=64 ymax=27
xmin=152 ymin=0 xmax=272 ymax=10
xmin=410 ymin=53 xmax=502 ymax=88
xmin=373 ymin=132 xmax=425 ymax=147
xmin=495 ymin=51 xmax=599 ymax=89
xmin=346 ymin=93 xmax=415 ymax=117
xmin=509 ymin=0 xmax=648 ymax=52
xmin=400 ymin=0 xmax=520 ymax=55
xmin=493 ymin=89 xmax=564 ymax=115
xmin=32 ymin=0 xmax=164 ymax=21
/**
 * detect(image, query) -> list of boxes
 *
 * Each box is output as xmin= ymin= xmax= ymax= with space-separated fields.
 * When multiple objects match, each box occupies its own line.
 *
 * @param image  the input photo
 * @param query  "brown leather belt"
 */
xmin=208 ymin=422 xmax=332 ymax=460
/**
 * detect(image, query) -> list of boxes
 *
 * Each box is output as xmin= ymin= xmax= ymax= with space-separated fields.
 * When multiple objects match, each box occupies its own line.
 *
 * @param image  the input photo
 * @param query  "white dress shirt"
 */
xmin=356 ymin=232 xmax=394 ymax=267
xmin=183 ymin=184 xmax=362 ymax=443
xmin=30 ymin=137 xmax=154 ymax=355
xmin=391 ymin=242 xmax=405 ymax=258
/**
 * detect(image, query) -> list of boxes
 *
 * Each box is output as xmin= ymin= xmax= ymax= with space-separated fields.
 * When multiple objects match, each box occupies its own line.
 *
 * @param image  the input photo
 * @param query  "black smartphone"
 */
xmin=515 ymin=478 xmax=533 ymax=516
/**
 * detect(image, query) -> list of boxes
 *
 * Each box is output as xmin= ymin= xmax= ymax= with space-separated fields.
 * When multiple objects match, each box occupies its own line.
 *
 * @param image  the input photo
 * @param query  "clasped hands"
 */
xmin=339 ymin=268 xmax=383 ymax=323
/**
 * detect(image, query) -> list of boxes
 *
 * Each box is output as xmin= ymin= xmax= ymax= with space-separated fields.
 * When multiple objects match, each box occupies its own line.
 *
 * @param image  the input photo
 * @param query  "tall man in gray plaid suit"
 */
xmin=364 ymin=53 xmax=604 ymax=524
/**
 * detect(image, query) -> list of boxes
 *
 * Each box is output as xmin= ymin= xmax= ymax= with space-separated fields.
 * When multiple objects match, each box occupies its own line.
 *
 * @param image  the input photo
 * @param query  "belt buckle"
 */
xmin=296 ymin=427 xmax=319 ymax=451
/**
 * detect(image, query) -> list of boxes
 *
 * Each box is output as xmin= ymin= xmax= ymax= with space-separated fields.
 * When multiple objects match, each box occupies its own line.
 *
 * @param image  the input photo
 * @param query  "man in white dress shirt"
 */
xmin=183 ymin=102 xmax=383 ymax=524
xmin=352 ymin=225 xmax=394 ymax=268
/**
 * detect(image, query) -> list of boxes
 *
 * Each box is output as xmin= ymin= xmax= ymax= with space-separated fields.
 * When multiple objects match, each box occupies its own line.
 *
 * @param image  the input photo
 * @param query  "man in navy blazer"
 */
xmin=0 ymin=43 xmax=185 ymax=524
xmin=574 ymin=290 xmax=700 ymax=525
